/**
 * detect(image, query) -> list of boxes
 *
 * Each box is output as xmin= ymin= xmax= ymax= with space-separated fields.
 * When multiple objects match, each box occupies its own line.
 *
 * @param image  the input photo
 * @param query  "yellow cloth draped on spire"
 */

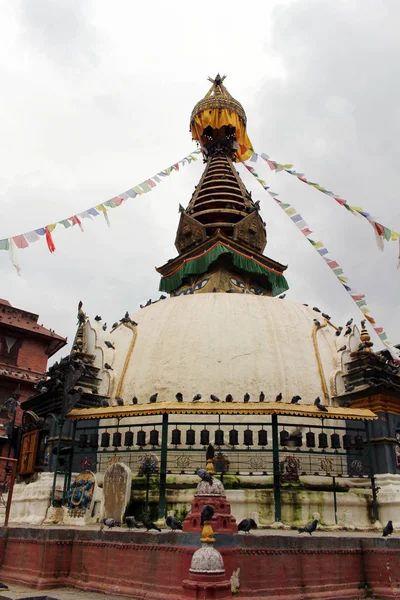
xmin=191 ymin=108 xmax=254 ymax=162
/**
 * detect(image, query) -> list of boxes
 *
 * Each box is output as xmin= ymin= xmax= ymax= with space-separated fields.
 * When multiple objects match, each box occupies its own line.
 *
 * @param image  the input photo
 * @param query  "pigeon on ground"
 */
xmin=344 ymin=326 xmax=352 ymax=336
xmin=116 ymin=397 xmax=124 ymax=406
xmin=160 ymin=295 xmax=167 ymax=300
xmin=105 ymin=341 xmax=115 ymax=349
xmin=101 ymin=399 xmax=109 ymax=407
xmin=275 ymin=392 xmax=282 ymax=402
xmin=382 ymin=520 xmax=393 ymax=537
xmin=200 ymin=505 xmax=215 ymax=526
xmin=259 ymin=391 xmax=265 ymax=402
xmin=313 ymin=307 xmax=321 ymax=313
xmin=149 ymin=393 xmax=158 ymax=403
xmin=210 ymin=394 xmax=220 ymax=402
xmin=125 ymin=516 xmax=140 ymax=529
xmin=197 ymin=468 xmax=213 ymax=484
xmin=193 ymin=394 xmax=202 ymax=402
xmin=132 ymin=396 xmax=138 ymax=404
xmin=104 ymin=363 xmax=113 ymax=370
xmin=346 ymin=318 xmax=353 ymax=327
xmin=298 ymin=519 xmax=318 ymax=535
xmin=91 ymin=388 xmax=98 ymax=394
xmin=179 ymin=203 xmax=185 ymax=212
xmin=94 ymin=315 xmax=102 ymax=321
xmin=279 ymin=294 xmax=286 ymax=299
xmin=166 ymin=515 xmax=183 ymax=531
xmin=335 ymin=330 xmax=342 ymax=337
xmin=244 ymin=393 xmax=250 ymax=403
xmin=322 ymin=313 xmax=331 ymax=320
xmin=314 ymin=397 xmax=328 ymax=412
xmin=0 ymin=583 xmax=9 ymax=590
xmin=313 ymin=319 xmax=321 ymax=327
xmin=338 ymin=345 xmax=347 ymax=352
xmin=361 ymin=319 xmax=366 ymax=327
xmin=112 ymin=322 xmax=118 ymax=329
xmin=141 ymin=515 xmax=161 ymax=532
xmin=238 ymin=518 xmax=258 ymax=534
xmin=176 ymin=392 xmax=183 ymax=402
xmin=102 ymin=323 xmax=107 ymax=331
xmin=225 ymin=394 xmax=233 ymax=402
xmin=102 ymin=518 xmax=120 ymax=529
xmin=345 ymin=385 xmax=355 ymax=393
xmin=291 ymin=395 xmax=301 ymax=404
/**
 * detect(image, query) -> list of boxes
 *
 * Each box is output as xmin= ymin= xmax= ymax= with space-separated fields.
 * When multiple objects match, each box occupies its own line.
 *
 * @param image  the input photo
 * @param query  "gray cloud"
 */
xmin=19 ymin=0 xmax=98 ymax=67
xmin=0 ymin=0 xmax=399 ymax=362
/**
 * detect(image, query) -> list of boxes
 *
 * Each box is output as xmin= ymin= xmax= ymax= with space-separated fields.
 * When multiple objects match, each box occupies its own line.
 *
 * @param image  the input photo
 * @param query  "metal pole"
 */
xmin=145 ymin=473 xmax=150 ymax=514
xmin=271 ymin=413 xmax=281 ymax=523
xmin=332 ymin=475 xmax=338 ymax=525
xmin=365 ymin=420 xmax=379 ymax=522
xmin=4 ymin=458 xmax=17 ymax=528
xmin=158 ymin=413 xmax=168 ymax=520
xmin=63 ymin=420 xmax=77 ymax=505
xmin=51 ymin=418 xmax=64 ymax=507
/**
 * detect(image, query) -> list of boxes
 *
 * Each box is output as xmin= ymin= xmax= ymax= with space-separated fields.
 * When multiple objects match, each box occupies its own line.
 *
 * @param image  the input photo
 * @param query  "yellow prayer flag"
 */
xmin=285 ymin=207 xmax=296 ymax=217
xmin=47 ymin=223 xmax=57 ymax=232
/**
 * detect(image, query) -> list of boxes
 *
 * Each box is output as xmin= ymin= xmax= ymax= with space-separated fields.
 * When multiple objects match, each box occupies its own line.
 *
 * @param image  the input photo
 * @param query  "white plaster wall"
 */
xmin=89 ymin=295 xmax=347 ymax=405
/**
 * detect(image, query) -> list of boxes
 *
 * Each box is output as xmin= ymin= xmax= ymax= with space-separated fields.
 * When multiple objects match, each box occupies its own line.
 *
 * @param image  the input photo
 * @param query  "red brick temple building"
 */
xmin=0 ymin=298 xmax=66 ymax=457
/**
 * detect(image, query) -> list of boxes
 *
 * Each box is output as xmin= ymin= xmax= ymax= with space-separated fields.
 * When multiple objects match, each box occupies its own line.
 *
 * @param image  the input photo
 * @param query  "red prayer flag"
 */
xmin=12 ymin=234 xmax=29 ymax=249
xmin=267 ymin=160 xmax=277 ymax=170
xmin=374 ymin=221 xmax=384 ymax=236
xmin=69 ymin=215 xmax=81 ymax=227
xmin=297 ymin=176 xmax=307 ymax=183
xmin=45 ymin=227 xmax=56 ymax=253
xmin=365 ymin=315 xmax=376 ymax=324
xmin=334 ymin=197 xmax=347 ymax=206
xmin=373 ymin=327 xmax=384 ymax=334
xmin=111 ymin=197 xmax=124 ymax=206
xmin=327 ymin=261 xmax=340 ymax=269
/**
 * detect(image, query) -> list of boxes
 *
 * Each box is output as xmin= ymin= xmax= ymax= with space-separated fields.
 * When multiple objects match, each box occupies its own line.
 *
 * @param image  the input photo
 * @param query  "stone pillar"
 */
xmin=102 ymin=462 xmax=131 ymax=523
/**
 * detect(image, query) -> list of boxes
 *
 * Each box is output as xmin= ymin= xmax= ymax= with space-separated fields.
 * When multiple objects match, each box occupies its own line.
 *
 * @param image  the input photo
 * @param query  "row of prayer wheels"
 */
xmin=77 ymin=428 xmax=364 ymax=450
xmin=280 ymin=430 xmax=365 ymax=450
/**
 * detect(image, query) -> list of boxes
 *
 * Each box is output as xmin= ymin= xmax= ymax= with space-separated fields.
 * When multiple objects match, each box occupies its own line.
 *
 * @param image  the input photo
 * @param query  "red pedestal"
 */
xmin=182 ymin=495 xmax=238 ymax=533
xmin=182 ymin=573 xmax=231 ymax=600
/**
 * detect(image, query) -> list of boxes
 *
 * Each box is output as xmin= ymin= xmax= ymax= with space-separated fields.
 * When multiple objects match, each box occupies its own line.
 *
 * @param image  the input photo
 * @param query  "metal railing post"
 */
xmin=272 ymin=413 xmax=282 ymax=523
xmin=365 ymin=420 xmax=379 ymax=523
xmin=158 ymin=413 xmax=168 ymax=519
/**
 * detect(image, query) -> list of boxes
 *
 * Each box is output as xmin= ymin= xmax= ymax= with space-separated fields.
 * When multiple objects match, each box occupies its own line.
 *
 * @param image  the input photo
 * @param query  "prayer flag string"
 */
xmin=242 ymin=161 xmax=393 ymax=349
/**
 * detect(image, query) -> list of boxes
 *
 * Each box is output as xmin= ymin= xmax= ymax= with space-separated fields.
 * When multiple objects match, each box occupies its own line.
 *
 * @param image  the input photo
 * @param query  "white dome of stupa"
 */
xmin=85 ymin=294 xmax=357 ymax=405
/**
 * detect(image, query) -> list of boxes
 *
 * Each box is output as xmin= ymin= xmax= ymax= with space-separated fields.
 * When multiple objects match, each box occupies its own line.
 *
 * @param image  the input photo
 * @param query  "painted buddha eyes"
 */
xmin=175 ymin=277 xmax=210 ymax=296
xmin=229 ymin=277 xmax=245 ymax=288
xmin=194 ymin=277 xmax=210 ymax=290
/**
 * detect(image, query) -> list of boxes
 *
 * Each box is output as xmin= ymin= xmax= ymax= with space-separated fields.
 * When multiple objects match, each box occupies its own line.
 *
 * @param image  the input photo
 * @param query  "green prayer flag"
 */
xmin=59 ymin=219 xmax=72 ymax=228
xmin=0 ymin=239 xmax=9 ymax=250
xmin=382 ymin=226 xmax=392 ymax=241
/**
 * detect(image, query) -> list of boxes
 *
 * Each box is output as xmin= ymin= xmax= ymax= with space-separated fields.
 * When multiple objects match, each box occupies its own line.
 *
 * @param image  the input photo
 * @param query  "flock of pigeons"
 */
xmin=101 ymin=469 xmax=395 ymax=538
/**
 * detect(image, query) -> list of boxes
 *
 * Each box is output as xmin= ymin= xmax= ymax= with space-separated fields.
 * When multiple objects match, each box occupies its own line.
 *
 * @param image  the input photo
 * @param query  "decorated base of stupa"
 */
xmin=182 ymin=478 xmax=238 ymax=534
xmin=0 ymin=527 xmax=399 ymax=599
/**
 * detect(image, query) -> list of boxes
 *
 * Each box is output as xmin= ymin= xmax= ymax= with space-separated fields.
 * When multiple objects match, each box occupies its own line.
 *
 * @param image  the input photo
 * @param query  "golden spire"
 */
xmin=190 ymin=74 xmax=253 ymax=162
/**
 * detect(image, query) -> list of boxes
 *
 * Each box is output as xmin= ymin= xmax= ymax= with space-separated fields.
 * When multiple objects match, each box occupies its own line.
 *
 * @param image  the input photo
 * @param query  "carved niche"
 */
xmin=175 ymin=212 xmax=207 ymax=253
xmin=233 ymin=211 xmax=267 ymax=253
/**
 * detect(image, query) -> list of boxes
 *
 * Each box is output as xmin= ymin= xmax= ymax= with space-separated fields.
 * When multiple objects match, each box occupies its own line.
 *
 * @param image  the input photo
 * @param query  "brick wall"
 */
xmin=0 ymin=529 xmax=399 ymax=599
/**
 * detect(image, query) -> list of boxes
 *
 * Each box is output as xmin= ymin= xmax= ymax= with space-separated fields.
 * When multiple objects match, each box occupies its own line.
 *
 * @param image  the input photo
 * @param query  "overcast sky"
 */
xmin=0 ymin=0 xmax=399 ymax=360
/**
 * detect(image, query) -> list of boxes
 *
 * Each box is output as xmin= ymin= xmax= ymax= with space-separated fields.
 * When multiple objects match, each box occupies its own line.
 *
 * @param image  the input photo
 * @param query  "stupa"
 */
xmin=16 ymin=75 xmax=400 ymax=531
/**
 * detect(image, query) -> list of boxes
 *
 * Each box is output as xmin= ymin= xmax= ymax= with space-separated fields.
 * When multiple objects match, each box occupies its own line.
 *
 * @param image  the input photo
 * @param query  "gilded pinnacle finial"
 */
xmin=207 ymin=73 xmax=226 ymax=86
xmin=359 ymin=320 xmax=374 ymax=351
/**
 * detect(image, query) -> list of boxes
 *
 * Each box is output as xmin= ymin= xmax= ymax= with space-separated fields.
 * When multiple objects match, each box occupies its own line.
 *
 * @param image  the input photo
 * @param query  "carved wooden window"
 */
xmin=0 ymin=335 xmax=21 ymax=365
xmin=18 ymin=430 xmax=39 ymax=475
